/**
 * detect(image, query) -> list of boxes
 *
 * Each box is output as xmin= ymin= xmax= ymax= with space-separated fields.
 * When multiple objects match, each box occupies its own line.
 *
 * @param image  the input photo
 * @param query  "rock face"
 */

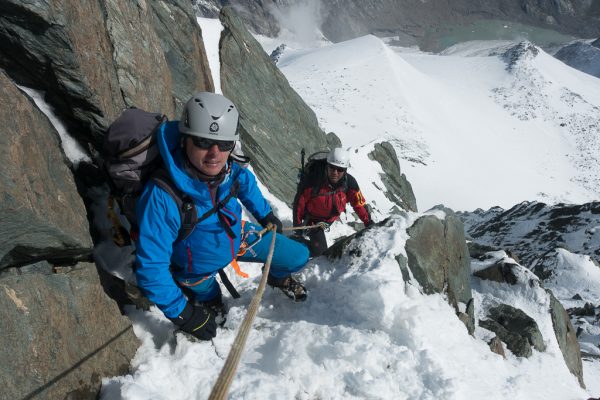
xmin=479 ymin=304 xmax=546 ymax=358
xmin=219 ymin=6 xmax=329 ymax=204
xmin=194 ymin=0 xmax=600 ymax=46
xmin=554 ymin=41 xmax=600 ymax=78
xmin=0 ymin=263 xmax=139 ymax=399
xmin=405 ymin=206 xmax=474 ymax=333
xmin=0 ymin=71 xmax=92 ymax=269
xmin=148 ymin=0 xmax=215 ymax=114
xmin=0 ymin=0 xmax=213 ymax=146
xmin=460 ymin=201 xmax=600 ymax=268
xmin=368 ymin=141 xmax=418 ymax=213
xmin=473 ymin=260 xmax=520 ymax=285
xmin=547 ymin=290 xmax=585 ymax=388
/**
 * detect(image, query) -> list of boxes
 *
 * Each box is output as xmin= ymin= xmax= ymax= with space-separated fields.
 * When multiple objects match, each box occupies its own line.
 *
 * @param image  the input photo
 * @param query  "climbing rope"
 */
xmin=208 ymin=224 xmax=278 ymax=400
xmin=208 ymin=221 xmax=327 ymax=399
xmin=282 ymin=222 xmax=329 ymax=232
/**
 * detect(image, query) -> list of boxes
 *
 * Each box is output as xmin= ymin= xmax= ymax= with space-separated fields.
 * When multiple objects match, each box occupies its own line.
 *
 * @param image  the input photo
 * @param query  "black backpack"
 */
xmin=102 ymin=108 xmax=241 ymax=247
xmin=297 ymin=149 xmax=328 ymax=193
xmin=297 ymin=149 xmax=348 ymax=196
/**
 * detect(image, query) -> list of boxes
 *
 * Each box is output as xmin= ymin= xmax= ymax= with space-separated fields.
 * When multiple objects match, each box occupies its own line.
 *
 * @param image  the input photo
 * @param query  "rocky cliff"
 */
xmin=194 ymin=0 xmax=600 ymax=47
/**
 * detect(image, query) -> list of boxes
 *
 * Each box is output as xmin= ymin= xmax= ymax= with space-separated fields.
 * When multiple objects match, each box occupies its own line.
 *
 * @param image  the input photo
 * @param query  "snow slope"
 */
xmin=101 ymin=215 xmax=593 ymax=400
xmin=273 ymin=35 xmax=600 ymax=212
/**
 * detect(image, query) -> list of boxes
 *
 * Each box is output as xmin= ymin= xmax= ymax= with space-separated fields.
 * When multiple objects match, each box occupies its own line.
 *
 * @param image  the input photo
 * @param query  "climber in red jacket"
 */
xmin=292 ymin=148 xmax=373 ymax=256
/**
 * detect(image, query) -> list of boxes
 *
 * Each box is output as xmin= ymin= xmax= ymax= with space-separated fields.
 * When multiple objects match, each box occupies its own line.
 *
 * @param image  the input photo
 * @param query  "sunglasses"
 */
xmin=327 ymin=164 xmax=347 ymax=173
xmin=189 ymin=136 xmax=235 ymax=152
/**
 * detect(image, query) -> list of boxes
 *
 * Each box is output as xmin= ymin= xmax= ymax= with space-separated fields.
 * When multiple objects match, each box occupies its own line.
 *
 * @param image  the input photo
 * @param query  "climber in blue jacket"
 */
xmin=135 ymin=92 xmax=309 ymax=341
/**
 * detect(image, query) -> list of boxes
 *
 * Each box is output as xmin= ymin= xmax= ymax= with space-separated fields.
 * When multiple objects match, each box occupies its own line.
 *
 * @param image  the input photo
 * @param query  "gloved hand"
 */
xmin=259 ymin=211 xmax=283 ymax=233
xmin=316 ymin=221 xmax=330 ymax=231
xmin=364 ymin=220 xmax=374 ymax=228
xmin=169 ymin=302 xmax=217 ymax=341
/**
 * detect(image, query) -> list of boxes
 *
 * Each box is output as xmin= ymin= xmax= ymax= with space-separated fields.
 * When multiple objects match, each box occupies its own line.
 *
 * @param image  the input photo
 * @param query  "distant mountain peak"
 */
xmin=502 ymin=41 xmax=540 ymax=71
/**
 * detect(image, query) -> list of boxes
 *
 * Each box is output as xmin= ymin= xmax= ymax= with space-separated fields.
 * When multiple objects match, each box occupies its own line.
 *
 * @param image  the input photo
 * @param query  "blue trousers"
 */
xmin=182 ymin=222 xmax=309 ymax=302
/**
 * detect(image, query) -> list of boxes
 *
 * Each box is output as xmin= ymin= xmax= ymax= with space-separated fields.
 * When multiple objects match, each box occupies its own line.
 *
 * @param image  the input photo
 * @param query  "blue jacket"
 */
xmin=135 ymin=121 xmax=272 ymax=318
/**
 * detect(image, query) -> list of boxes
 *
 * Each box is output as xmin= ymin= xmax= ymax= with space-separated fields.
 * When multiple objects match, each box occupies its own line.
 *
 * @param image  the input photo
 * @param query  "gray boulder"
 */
xmin=219 ymin=6 xmax=329 ymax=205
xmin=405 ymin=206 xmax=474 ymax=332
xmin=547 ymin=289 xmax=585 ymax=388
xmin=0 ymin=262 xmax=139 ymax=399
xmin=488 ymin=336 xmax=506 ymax=358
xmin=479 ymin=304 xmax=546 ymax=358
xmin=0 ymin=0 xmax=213 ymax=145
xmin=368 ymin=141 xmax=418 ymax=213
xmin=0 ymin=71 xmax=92 ymax=270
xmin=554 ymin=41 xmax=600 ymax=78
xmin=474 ymin=260 xmax=520 ymax=285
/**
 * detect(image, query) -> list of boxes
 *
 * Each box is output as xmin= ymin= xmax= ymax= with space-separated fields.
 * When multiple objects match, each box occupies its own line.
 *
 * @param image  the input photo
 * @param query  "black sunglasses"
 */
xmin=327 ymin=164 xmax=347 ymax=173
xmin=188 ymin=136 xmax=235 ymax=152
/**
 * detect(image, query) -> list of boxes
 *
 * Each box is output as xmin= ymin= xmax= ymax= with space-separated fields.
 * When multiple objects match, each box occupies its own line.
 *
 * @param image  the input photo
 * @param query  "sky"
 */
xmin=95 ymin=17 xmax=600 ymax=400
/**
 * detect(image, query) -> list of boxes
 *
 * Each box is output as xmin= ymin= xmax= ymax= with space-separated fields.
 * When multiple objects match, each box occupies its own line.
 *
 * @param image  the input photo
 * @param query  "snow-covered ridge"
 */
xmin=103 ymin=213 xmax=594 ymax=399
xmin=460 ymin=200 xmax=600 ymax=267
xmin=270 ymin=35 xmax=600 ymax=211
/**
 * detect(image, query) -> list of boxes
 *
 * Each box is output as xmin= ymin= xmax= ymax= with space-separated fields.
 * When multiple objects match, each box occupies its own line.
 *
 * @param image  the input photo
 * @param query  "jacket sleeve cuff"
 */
xmin=168 ymin=301 xmax=193 ymax=326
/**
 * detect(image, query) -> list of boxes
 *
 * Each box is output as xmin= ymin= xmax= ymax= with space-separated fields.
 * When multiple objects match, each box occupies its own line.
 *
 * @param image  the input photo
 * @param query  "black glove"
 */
xmin=259 ymin=212 xmax=283 ymax=233
xmin=364 ymin=220 xmax=374 ymax=228
xmin=169 ymin=302 xmax=217 ymax=341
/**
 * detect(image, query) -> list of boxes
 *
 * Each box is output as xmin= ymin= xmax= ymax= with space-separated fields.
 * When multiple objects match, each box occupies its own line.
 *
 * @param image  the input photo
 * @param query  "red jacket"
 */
xmin=293 ymin=172 xmax=371 ymax=226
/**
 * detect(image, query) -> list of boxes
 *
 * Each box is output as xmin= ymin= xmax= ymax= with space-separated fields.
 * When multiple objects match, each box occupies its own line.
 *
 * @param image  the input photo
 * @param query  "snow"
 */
xmin=197 ymin=17 xmax=223 ymax=94
xmin=273 ymin=34 xmax=600 ymax=212
xmin=102 ymin=215 xmax=594 ymax=399
xmin=17 ymin=86 xmax=90 ymax=165
xmin=99 ymin=18 xmax=600 ymax=400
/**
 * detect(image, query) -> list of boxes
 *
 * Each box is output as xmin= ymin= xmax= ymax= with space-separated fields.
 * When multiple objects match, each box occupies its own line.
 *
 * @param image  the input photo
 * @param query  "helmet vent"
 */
xmin=227 ymin=105 xmax=234 ymax=112
xmin=194 ymin=98 xmax=204 ymax=108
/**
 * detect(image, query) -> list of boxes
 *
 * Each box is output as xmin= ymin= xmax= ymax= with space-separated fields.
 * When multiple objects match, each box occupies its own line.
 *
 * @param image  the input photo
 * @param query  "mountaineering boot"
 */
xmin=201 ymin=295 xmax=227 ymax=326
xmin=267 ymin=275 xmax=307 ymax=302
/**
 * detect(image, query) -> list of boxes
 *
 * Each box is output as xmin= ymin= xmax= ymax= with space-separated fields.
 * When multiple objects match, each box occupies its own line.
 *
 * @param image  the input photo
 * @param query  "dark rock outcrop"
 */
xmin=219 ymin=6 xmax=328 ymax=204
xmin=0 ymin=263 xmax=139 ymax=399
xmin=368 ymin=141 xmax=418 ymax=213
xmin=0 ymin=71 xmax=92 ymax=269
xmin=502 ymin=41 xmax=540 ymax=71
xmin=460 ymin=201 xmax=600 ymax=268
xmin=479 ymin=304 xmax=545 ymax=358
xmin=554 ymin=41 xmax=600 ymax=78
xmin=194 ymin=1 xmax=600 ymax=49
xmin=404 ymin=206 xmax=474 ymax=332
xmin=474 ymin=260 xmax=520 ymax=285
xmin=488 ymin=336 xmax=506 ymax=358
xmin=0 ymin=0 xmax=213 ymax=146
xmin=148 ymin=0 xmax=215 ymax=114
xmin=547 ymin=290 xmax=585 ymax=388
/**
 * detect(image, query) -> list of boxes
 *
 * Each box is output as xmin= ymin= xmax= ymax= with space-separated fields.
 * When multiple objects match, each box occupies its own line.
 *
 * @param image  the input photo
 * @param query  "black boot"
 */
xmin=267 ymin=275 xmax=307 ymax=302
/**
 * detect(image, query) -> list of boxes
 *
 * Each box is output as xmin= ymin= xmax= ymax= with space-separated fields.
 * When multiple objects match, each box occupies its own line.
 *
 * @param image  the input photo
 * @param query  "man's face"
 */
xmin=185 ymin=137 xmax=233 ymax=176
xmin=327 ymin=164 xmax=346 ymax=184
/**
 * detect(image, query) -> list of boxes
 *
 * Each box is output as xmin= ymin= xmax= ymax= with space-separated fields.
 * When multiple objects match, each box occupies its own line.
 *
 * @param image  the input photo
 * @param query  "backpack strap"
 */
xmin=151 ymin=169 xmax=242 ymax=242
xmin=151 ymin=169 xmax=198 ymax=242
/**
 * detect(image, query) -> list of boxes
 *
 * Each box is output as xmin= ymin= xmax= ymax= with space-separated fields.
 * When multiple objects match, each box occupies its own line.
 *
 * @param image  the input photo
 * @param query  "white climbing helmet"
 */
xmin=327 ymin=147 xmax=350 ymax=169
xmin=178 ymin=92 xmax=240 ymax=141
